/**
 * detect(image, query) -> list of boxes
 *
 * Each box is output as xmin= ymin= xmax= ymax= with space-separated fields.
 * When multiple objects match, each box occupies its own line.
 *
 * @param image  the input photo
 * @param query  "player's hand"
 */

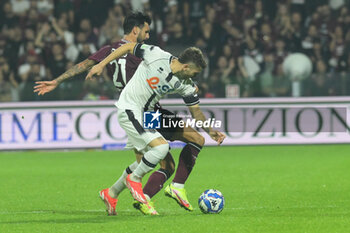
xmin=86 ymin=64 xmax=103 ymax=80
xmin=209 ymin=130 xmax=226 ymax=145
xmin=194 ymin=84 xmax=199 ymax=93
xmin=33 ymin=80 xmax=58 ymax=96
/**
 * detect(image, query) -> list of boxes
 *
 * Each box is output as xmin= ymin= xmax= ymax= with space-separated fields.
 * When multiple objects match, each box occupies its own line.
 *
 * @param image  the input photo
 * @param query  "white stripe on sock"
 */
xmin=188 ymin=142 xmax=201 ymax=151
xmin=156 ymin=170 xmax=168 ymax=179
xmin=172 ymin=182 xmax=185 ymax=189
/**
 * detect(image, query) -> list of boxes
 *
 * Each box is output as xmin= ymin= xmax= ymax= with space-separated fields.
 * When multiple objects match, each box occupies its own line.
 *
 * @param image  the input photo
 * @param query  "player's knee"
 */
xmin=152 ymin=143 xmax=170 ymax=160
xmin=161 ymin=164 xmax=175 ymax=176
xmin=183 ymin=130 xmax=205 ymax=146
xmin=158 ymin=143 xmax=170 ymax=154
xmin=160 ymin=161 xmax=175 ymax=174
xmin=160 ymin=152 xmax=175 ymax=175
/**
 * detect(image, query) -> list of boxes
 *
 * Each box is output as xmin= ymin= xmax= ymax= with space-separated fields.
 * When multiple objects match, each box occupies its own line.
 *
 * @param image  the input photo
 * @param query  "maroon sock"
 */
xmin=143 ymin=168 xmax=171 ymax=199
xmin=173 ymin=142 xmax=202 ymax=184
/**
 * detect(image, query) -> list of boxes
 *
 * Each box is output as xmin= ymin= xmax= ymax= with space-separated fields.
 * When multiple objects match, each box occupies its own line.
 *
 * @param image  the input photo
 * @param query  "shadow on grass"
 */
xmin=0 ymin=209 xmax=190 ymax=225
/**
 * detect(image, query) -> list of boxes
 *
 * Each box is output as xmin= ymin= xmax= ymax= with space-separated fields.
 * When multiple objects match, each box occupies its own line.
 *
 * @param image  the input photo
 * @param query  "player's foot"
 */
xmin=99 ymin=188 xmax=118 ymax=215
xmin=125 ymin=174 xmax=148 ymax=204
xmin=133 ymin=200 xmax=159 ymax=215
xmin=164 ymin=184 xmax=193 ymax=211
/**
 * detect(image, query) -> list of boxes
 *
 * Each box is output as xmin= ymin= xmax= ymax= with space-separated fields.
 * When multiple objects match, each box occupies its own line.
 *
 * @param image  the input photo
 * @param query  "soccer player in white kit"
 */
xmin=86 ymin=42 xmax=225 ymax=213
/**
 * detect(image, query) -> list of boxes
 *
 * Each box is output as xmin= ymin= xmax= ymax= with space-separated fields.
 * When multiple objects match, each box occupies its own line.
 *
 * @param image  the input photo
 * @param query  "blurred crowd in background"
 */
xmin=1 ymin=0 xmax=350 ymax=101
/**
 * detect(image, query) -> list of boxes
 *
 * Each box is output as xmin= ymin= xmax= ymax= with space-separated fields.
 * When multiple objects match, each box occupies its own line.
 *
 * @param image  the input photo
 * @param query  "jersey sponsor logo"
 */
xmin=159 ymin=85 xmax=170 ymax=92
xmin=155 ymin=84 xmax=175 ymax=95
xmin=146 ymin=77 xmax=176 ymax=95
xmin=143 ymin=110 xmax=161 ymax=129
xmin=146 ymin=77 xmax=160 ymax=89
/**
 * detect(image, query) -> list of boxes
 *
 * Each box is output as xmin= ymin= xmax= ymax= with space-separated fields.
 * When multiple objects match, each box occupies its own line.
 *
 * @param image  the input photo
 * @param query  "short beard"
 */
xmin=137 ymin=35 xmax=144 ymax=43
xmin=175 ymin=70 xmax=190 ymax=79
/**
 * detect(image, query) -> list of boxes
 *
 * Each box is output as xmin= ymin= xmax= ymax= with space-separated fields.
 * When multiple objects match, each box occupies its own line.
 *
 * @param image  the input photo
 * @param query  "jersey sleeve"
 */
xmin=88 ymin=45 xmax=112 ymax=62
xmin=133 ymin=43 xmax=170 ymax=65
xmin=176 ymin=79 xmax=200 ymax=106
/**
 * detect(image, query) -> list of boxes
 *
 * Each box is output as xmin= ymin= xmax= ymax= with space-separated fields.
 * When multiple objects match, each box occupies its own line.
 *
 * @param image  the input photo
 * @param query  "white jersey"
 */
xmin=115 ymin=44 xmax=199 ymax=111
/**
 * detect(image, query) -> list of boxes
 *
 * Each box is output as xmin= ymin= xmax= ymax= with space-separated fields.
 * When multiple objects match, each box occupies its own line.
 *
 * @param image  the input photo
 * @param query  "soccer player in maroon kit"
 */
xmin=34 ymin=12 xmax=208 ymax=215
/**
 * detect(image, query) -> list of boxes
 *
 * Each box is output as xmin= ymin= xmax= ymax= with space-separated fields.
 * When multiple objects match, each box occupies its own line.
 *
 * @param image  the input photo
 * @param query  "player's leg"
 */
xmin=139 ymin=107 xmax=177 ymax=200
xmin=107 ymin=150 xmax=143 ymax=198
xmin=171 ymin=126 xmax=204 ymax=186
xmin=117 ymin=109 xmax=170 ymax=204
xmin=157 ymin=108 xmax=205 ymax=184
xmin=108 ymin=149 xmax=175 ymax=201
xmin=153 ymin=108 xmax=205 ymax=210
xmin=99 ymin=150 xmax=142 ymax=216
xmin=126 ymin=136 xmax=169 ymax=205
xmin=143 ymin=152 xmax=175 ymax=200
xmin=133 ymin=150 xmax=175 ymax=215
xmin=164 ymin=125 xmax=205 ymax=211
xmin=101 ymin=108 xmax=168 ymax=215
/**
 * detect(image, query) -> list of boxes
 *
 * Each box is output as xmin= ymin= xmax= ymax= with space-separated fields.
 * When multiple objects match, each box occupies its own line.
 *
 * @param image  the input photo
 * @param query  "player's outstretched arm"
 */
xmin=34 ymin=59 xmax=96 ymax=96
xmin=86 ymin=42 xmax=137 ymax=80
xmin=188 ymin=104 xmax=226 ymax=145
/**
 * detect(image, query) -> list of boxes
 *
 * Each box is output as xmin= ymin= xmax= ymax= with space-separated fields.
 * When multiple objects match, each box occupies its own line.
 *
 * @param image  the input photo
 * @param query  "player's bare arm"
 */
xmin=86 ymin=43 xmax=137 ymax=80
xmin=34 ymin=59 xmax=96 ymax=96
xmin=55 ymin=59 xmax=96 ymax=84
xmin=188 ymin=104 xmax=226 ymax=145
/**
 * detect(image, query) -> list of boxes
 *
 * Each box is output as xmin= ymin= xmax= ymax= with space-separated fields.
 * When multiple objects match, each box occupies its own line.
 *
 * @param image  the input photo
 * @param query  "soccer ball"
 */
xmin=198 ymin=189 xmax=225 ymax=214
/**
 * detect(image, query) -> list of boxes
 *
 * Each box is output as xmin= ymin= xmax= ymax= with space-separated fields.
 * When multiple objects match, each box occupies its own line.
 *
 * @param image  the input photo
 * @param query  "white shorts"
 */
xmin=117 ymin=108 xmax=164 ymax=153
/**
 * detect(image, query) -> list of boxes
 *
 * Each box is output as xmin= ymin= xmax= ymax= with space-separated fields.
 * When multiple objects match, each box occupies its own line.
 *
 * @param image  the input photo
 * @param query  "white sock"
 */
xmin=172 ymin=182 xmax=185 ymax=189
xmin=109 ymin=161 xmax=139 ymax=198
xmin=132 ymin=144 xmax=169 ymax=180
xmin=131 ymin=160 xmax=152 ymax=181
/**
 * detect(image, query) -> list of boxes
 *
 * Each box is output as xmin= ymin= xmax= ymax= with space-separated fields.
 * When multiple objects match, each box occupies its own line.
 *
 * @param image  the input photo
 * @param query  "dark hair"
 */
xmin=123 ymin=12 xmax=151 ymax=34
xmin=178 ymin=47 xmax=207 ymax=69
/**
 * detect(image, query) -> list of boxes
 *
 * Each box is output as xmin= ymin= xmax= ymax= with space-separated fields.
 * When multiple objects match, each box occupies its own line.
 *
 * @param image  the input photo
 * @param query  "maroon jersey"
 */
xmin=88 ymin=39 xmax=142 ymax=90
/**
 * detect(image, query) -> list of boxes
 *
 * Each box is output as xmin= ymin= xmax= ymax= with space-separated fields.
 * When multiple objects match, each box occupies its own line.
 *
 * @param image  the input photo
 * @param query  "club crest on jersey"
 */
xmin=143 ymin=110 xmax=161 ymax=129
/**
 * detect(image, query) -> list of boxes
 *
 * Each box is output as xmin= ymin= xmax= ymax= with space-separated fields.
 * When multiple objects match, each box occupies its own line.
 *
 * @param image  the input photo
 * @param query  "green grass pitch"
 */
xmin=1 ymin=145 xmax=350 ymax=233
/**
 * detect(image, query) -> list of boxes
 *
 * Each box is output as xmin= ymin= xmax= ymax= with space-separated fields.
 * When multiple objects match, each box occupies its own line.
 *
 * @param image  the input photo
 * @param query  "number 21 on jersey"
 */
xmin=110 ymin=48 xmax=127 ymax=89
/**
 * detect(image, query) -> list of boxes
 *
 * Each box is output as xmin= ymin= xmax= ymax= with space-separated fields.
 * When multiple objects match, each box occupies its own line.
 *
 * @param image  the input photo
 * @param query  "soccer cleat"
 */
xmin=164 ymin=184 xmax=194 ymax=211
xmin=133 ymin=200 xmax=159 ymax=215
xmin=125 ymin=174 xmax=148 ymax=204
xmin=99 ymin=188 xmax=118 ymax=215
